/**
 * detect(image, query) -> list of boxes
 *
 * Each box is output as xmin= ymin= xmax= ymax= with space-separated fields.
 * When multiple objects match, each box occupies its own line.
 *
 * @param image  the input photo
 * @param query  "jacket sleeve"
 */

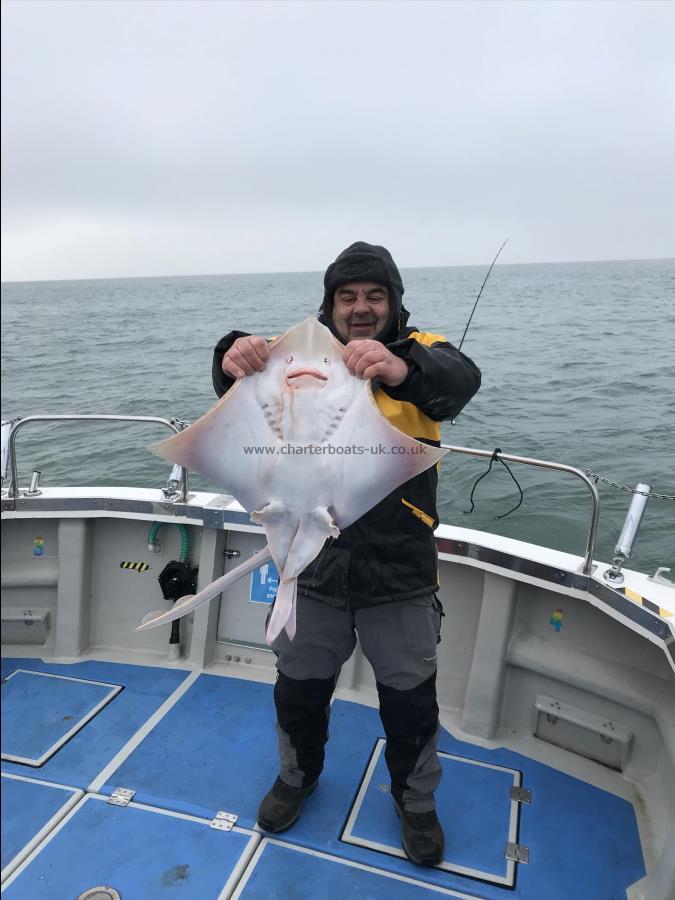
xmin=212 ymin=331 xmax=252 ymax=397
xmin=382 ymin=335 xmax=481 ymax=422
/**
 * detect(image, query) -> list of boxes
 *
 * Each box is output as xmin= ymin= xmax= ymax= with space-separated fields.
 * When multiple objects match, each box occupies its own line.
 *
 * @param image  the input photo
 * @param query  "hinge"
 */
xmin=505 ymin=842 xmax=530 ymax=863
xmin=509 ymin=785 xmax=532 ymax=804
xmin=108 ymin=787 xmax=135 ymax=807
xmin=210 ymin=811 xmax=238 ymax=831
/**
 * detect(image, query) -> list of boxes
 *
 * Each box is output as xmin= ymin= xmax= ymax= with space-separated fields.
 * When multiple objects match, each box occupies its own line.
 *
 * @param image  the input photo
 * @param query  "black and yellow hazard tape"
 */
xmin=120 ymin=561 xmax=152 ymax=573
xmin=621 ymin=586 xmax=672 ymax=619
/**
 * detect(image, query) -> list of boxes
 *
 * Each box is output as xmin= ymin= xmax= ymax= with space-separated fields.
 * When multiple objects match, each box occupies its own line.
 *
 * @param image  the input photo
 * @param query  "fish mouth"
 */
xmin=286 ymin=368 xmax=328 ymax=387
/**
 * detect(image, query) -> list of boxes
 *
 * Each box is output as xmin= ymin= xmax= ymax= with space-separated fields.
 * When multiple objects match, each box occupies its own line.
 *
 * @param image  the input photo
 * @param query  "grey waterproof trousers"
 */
xmin=269 ymin=594 xmax=443 ymax=813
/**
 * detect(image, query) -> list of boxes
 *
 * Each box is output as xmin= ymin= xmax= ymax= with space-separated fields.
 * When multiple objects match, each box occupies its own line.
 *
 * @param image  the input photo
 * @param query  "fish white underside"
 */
xmin=136 ymin=318 xmax=448 ymax=644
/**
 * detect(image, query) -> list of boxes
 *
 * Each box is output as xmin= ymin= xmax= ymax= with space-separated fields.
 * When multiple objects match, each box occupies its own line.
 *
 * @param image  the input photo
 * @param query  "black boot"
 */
xmin=394 ymin=799 xmax=445 ymax=867
xmin=257 ymin=776 xmax=318 ymax=833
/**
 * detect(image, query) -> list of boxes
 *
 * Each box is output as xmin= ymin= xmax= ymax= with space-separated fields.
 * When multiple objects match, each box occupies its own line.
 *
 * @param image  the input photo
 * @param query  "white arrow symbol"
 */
xmin=260 ymin=564 xmax=269 ymax=584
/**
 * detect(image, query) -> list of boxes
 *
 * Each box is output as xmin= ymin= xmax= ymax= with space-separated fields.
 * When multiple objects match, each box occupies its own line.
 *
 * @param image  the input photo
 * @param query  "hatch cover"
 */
xmin=0 ymin=794 xmax=255 ymax=899
xmin=1 ymin=669 xmax=123 ymax=766
xmin=341 ymin=738 xmax=523 ymax=887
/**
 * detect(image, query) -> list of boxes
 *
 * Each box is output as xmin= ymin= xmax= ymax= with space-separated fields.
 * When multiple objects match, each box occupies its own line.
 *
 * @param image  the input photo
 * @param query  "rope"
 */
xmin=464 ymin=448 xmax=524 ymax=520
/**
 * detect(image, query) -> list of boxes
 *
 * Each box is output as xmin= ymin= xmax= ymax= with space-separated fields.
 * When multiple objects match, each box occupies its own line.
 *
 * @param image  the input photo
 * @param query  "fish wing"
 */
xmin=141 ymin=318 xmax=449 ymax=643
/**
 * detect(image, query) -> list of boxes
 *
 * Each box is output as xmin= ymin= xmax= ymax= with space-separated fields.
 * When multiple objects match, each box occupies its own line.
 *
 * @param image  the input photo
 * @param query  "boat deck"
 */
xmin=1 ymin=656 xmax=645 ymax=899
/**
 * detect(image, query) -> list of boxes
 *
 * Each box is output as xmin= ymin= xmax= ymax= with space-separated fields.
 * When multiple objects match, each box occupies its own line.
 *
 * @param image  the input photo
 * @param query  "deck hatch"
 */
xmin=1 ymin=774 xmax=83 ymax=882
xmin=0 ymin=794 xmax=258 ymax=899
xmin=231 ymin=839 xmax=483 ymax=899
xmin=1 ymin=669 xmax=122 ymax=767
xmin=341 ymin=738 xmax=523 ymax=887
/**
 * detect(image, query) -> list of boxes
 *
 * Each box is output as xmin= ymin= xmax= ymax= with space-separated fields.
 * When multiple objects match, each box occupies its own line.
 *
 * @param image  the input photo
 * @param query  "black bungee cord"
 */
xmin=464 ymin=448 xmax=524 ymax=521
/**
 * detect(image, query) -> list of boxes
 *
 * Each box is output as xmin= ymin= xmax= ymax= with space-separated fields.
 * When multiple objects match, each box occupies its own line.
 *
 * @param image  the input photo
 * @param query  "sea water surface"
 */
xmin=2 ymin=259 xmax=674 ymax=574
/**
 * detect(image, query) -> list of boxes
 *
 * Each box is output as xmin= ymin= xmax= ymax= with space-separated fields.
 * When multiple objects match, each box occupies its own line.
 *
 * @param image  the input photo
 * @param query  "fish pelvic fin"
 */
xmin=251 ymin=501 xmax=297 ymax=573
xmin=266 ymin=579 xmax=297 ymax=645
xmin=281 ymin=506 xmax=339 ymax=582
xmin=264 ymin=507 xmax=338 ymax=645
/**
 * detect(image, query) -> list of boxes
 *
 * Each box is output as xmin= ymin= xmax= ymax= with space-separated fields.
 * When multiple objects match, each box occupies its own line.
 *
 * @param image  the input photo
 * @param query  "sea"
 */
xmin=2 ymin=259 xmax=674 ymax=575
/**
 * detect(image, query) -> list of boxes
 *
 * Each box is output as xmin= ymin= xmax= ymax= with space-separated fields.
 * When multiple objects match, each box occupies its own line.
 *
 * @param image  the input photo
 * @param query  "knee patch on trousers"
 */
xmin=376 ymin=672 xmax=439 ymax=737
xmin=376 ymin=673 xmax=441 ymax=806
xmin=274 ymin=672 xmax=336 ymax=747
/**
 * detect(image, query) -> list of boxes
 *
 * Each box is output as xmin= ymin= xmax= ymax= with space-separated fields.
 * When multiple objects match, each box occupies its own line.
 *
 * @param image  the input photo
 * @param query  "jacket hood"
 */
xmin=318 ymin=241 xmax=410 ymax=344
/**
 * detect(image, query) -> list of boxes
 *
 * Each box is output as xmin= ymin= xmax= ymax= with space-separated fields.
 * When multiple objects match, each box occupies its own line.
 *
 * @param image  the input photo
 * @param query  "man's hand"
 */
xmin=342 ymin=340 xmax=408 ymax=387
xmin=222 ymin=335 xmax=270 ymax=378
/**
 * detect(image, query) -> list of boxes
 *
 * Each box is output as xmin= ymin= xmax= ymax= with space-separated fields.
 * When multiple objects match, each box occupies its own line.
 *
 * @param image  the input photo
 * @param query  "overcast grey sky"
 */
xmin=1 ymin=0 xmax=674 ymax=281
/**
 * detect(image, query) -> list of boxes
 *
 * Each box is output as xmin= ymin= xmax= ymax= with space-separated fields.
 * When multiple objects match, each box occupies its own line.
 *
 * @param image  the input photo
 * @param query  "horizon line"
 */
xmin=2 ymin=255 xmax=673 ymax=286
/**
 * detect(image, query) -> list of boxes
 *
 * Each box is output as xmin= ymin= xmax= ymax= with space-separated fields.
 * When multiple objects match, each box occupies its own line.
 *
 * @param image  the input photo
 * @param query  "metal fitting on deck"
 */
xmin=162 ymin=463 xmax=184 ymax=499
xmin=603 ymin=483 xmax=651 ymax=586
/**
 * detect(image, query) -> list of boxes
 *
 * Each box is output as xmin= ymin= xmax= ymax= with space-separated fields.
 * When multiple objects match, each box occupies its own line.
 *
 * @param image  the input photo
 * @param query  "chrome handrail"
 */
xmin=2 ymin=418 xmax=599 ymax=574
xmin=4 ymin=415 xmax=189 ymax=503
xmin=440 ymin=443 xmax=599 ymax=576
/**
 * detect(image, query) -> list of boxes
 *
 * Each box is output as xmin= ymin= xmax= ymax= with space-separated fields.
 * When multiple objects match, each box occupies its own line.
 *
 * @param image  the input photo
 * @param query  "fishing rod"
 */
xmin=453 ymin=238 xmax=522 ymax=515
xmin=450 ymin=238 xmax=507 ymax=428
xmin=458 ymin=238 xmax=508 ymax=351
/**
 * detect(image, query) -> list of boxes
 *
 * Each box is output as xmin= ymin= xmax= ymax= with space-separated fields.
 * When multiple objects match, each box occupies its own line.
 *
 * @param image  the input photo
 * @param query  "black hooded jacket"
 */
xmin=211 ymin=244 xmax=481 ymax=610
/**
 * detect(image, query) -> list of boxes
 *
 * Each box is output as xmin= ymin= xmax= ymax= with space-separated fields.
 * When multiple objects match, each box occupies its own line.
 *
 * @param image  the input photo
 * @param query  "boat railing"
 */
xmin=1 ymin=417 xmax=599 ymax=576
xmin=440 ymin=444 xmax=599 ymax=575
xmin=1 ymin=414 xmax=190 ymax=503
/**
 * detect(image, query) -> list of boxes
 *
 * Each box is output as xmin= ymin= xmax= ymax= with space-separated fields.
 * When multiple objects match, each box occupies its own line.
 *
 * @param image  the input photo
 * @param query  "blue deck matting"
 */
xmin=343 ymin=738 xmax=519 ymax=886
xmin=1 ymin=794 xmax=257 ymax=899
xmin=1 ymin=774 xmax=81 ymax=877
xmin=234 ymin=839 xmax=482 ymax=899
xmin=0 ymin=658 xmax=189 ymax=788
xmin=0 ymin=661 xmax=645 ymax=899
xmin=1 ymin=668 xmax=122 ymax=766
xmin=102 ymin=671 xmax=645 ymax=899
xmin=103 ymin=673 xmax=278 ymax=821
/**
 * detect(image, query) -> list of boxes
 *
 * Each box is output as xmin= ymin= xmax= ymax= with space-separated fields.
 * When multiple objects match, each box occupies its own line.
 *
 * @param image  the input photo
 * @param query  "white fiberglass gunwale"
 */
xmin=2 ymin=484 xmax=673 ymax=668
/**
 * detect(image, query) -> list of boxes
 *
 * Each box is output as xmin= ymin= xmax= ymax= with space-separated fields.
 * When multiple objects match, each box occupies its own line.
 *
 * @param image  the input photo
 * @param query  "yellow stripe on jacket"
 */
xmin=374 ymin=391 xmax=441 ymax=442
xmin=373 ymin=331 xmax=446 ymax=442
xmin=401 ymin=498 xmax=435 ymax=527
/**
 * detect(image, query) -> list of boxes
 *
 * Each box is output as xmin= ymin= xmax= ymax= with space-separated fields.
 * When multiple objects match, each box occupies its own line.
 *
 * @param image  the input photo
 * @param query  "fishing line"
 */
xmin=308 ymin=536 xmax=335 ymax=589
xmin=452 ymin=245 xmax=523 ymax=519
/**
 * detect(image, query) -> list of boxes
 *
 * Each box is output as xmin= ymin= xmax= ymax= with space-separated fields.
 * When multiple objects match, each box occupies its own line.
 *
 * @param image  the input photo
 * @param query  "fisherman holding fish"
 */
xmin=213 ymin=242 xmax=481 ymax=867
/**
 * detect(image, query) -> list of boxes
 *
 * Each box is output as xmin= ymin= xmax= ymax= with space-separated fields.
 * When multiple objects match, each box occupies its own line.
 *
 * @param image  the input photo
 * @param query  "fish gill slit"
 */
xmin=328 ymin=407 xmax=346 ymax=431
xmin=260 ymin=403 xmax=284 ymax=439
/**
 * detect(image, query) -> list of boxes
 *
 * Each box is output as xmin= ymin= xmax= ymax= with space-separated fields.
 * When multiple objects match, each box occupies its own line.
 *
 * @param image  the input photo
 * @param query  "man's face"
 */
xmin=331 ymin=281 xmax=390 ymax=342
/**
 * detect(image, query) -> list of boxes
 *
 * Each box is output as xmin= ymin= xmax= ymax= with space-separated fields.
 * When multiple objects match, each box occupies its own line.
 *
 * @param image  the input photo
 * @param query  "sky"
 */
xmin=1 ymin=0 xmax=674 ymax=281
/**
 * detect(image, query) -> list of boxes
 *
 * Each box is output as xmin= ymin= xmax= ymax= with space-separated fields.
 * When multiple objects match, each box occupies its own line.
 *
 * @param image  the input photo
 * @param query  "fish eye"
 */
xmin=323 ymin=357 xmax=331 ymax=365
xmin=286 ymin=356 xmax=293 ymax=363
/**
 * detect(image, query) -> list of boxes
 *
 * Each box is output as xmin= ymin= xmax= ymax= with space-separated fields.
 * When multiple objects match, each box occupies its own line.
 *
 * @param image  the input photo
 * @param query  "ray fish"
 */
xmin=136 ymin=318 xmax=448 ymax=644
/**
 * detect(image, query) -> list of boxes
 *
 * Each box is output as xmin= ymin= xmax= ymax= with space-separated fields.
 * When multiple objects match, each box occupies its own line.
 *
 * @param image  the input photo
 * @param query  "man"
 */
xmin=212 ymin=242 xmax=481 ymax=867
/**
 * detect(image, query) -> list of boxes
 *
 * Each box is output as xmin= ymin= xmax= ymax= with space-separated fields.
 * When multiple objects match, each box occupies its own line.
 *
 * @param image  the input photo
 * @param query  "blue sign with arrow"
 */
xmin=250 ymin=560 xmax=280 ymax=604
